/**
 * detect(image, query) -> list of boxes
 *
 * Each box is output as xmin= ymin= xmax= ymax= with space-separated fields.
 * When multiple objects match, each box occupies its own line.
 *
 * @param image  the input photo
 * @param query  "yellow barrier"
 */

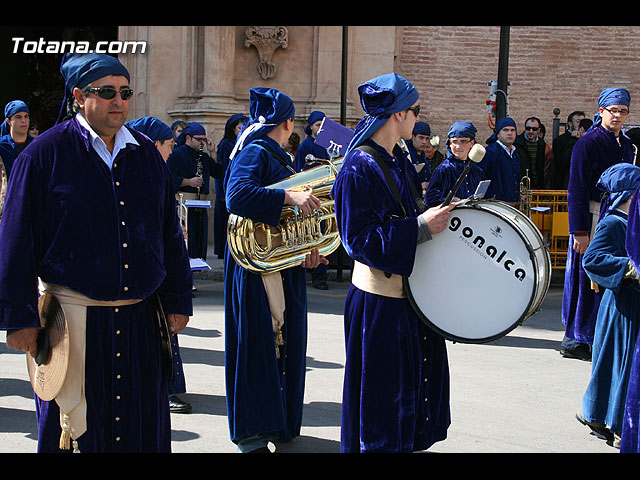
xmin=521 ymin=190 xmax=569 ymax=270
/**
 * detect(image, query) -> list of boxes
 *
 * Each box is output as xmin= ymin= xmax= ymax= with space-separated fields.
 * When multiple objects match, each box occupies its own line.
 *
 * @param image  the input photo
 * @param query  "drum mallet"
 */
xmin=442 ymin=143 xmax=486 ymax=206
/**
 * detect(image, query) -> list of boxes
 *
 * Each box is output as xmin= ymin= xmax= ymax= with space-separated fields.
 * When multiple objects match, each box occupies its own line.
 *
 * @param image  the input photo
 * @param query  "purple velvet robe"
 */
xmin=0 ymin=117 xmax=193 ymax=452
xmin=331 ymin=139 xmax=450 ymax=453
xmin=223 ymin=137 xmax=308 ymax=445
xmin=562 ymin=125 xmax=634 ymax=344
xmin=622 ymin=190 xmax=640 ymax=452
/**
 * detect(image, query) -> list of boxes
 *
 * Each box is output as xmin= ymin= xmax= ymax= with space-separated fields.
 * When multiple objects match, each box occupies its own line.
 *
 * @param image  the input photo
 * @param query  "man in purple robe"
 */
xmin=224 ymin=87 xmax=327 ymax=453
xmin=332 ymin=73 xmax=455 ymax=452
xmin=0 ymin=53 xmax=193 ymax=453
xmin=561 ymin=87 xmax=634 ymax=361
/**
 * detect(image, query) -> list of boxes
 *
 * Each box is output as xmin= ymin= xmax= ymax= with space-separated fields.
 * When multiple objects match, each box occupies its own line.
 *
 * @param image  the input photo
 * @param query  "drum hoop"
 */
xmin=406 ymin=201 xmax=547 ymax=344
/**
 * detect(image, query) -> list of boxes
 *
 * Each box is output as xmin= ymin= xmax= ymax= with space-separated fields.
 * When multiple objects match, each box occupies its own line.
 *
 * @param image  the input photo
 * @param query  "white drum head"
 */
xmin=406 ymin=204 xmax=538 ymax=343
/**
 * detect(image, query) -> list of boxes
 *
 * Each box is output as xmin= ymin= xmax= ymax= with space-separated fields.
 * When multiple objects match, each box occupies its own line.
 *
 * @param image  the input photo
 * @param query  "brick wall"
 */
xmin=397 ymin=26 xmax=640 ymax=146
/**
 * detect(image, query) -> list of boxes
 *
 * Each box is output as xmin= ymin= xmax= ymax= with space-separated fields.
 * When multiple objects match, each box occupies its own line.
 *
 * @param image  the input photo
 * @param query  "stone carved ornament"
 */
xmin=244 ymin=26 xmax=288 ymax=80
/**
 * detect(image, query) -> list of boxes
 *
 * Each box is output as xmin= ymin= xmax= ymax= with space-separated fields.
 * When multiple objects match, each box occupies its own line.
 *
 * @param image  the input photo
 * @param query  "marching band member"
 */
xmin=294 ymin=110 xmax=331 ymax=289
xmin=294 ymin=110 xmax=329 ymax=172
xmin=0 ymin=100 xmax=34 ymax=179
xmin=479 ymin=116 xmax=525 ymax=204
xmin=223 ymin=87 xmax=327 ymax=453
xmin=0 ymin=53 xmax=192 ymax=452
xmin=126 ymin=116 xmax=192 ymax=414
xmin=561 ymin=88 xmax=635 ymax=361
xmin=404 ymin=120 xmax=433 ymax=192
xmin=578 ymin=163 xmax=640 ymax=448
xmin=214 ymin=113 xmax=247 ymax=260
xmin=331 ymin=73 xmax=454 ymax=453
xmin=424 ymin=121 xmax=484 ymax=208
xmin=167 ymin=122 xmax=224 ymax=262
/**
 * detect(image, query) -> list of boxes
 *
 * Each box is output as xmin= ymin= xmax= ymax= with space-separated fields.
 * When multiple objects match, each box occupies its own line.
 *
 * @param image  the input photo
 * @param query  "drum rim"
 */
xmin=405 ymin=201 xmax=546 ymax=344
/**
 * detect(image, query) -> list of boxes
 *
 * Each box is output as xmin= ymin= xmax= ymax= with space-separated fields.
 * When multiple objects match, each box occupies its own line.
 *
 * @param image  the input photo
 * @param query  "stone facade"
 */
xmin=116 ymin=25 xmax=640 ymax=250
xmin=119 ymin=25 xmax=640 ymax=148
xmin=118 ymin=26 xmax=399 ymax=144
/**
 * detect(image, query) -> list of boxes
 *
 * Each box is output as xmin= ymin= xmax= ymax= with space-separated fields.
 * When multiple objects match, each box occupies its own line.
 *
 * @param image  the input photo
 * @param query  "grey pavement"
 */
xmin=0 ymin=257 xmax=617 ymax=454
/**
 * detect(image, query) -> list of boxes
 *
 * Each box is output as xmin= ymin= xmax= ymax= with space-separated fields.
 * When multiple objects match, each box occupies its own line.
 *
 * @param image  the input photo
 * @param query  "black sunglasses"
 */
xmin=83 ymin=86 xmax=134 ymax=101
xmin=407 ymin=105 xmax=421 ymax=117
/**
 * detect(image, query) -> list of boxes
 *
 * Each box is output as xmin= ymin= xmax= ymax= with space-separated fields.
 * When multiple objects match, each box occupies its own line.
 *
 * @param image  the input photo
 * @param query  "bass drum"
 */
xmin=405 ymin=200 xmax=551 ymax=344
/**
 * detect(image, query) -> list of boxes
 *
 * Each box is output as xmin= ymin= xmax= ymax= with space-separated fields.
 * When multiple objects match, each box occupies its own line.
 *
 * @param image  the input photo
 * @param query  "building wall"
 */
xmin=117 ymin=25 xmax=640 ymax=251
xmin=397 ymin=25 xmax=640 ymax=143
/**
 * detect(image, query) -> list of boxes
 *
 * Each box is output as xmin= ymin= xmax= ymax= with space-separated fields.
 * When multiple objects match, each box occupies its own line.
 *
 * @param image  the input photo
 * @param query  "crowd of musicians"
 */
xmin=0 ymin=52 xmax=639 ymax=454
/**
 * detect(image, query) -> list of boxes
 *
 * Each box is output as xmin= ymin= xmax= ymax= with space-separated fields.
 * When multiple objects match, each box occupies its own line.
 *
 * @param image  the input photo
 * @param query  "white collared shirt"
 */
xmin=76 ymin=113 xmax=139 ymax=170
xmin=497 ymin=140 xmax=517 ymax=157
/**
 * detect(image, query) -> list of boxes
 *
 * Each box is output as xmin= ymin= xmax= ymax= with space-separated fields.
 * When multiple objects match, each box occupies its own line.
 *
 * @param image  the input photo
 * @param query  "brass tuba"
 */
xmin=227 ymin=157 xmax=343 ymax=273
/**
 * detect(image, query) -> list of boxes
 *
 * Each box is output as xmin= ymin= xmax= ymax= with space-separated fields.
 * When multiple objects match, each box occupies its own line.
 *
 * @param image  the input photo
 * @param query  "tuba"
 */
xmin=227 ymin=157 xmax=343 ymax=273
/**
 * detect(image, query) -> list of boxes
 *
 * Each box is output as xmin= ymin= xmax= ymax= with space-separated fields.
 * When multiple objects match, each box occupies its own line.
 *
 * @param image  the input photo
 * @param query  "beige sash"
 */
xmin=260 ymin=272 xmax=286 ymax=358
xmin=589 ymin=200 xmax=601 ymax=239
xmin=39 ymin=282 xmax=142 ymax=451
xmin=351 ymin=261 xmax=405 ymax=299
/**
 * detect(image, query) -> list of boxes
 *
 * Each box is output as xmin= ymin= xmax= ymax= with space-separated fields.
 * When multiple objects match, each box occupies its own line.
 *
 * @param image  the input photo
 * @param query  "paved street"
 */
xmin=0 ymin=260 xmax=617 ymax=454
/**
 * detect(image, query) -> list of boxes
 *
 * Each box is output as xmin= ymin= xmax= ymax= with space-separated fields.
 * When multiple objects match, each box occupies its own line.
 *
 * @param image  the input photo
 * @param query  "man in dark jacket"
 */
xmin=515 ymin=116 xmax=548 ymax=189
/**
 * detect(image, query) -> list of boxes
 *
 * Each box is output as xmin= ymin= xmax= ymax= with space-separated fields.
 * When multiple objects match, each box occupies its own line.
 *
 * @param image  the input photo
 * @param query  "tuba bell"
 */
xmin=227 ymin=157 xmax=343 ymax=273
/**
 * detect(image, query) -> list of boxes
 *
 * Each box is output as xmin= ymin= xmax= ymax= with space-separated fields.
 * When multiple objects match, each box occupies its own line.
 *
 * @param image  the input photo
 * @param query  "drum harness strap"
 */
xmin=350 ymin=145 xmax=425 ymax=297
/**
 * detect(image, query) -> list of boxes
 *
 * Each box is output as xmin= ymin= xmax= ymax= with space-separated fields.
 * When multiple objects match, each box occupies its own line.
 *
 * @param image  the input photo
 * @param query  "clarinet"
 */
xmin=196 ymin=142 xmax=204 ymax=198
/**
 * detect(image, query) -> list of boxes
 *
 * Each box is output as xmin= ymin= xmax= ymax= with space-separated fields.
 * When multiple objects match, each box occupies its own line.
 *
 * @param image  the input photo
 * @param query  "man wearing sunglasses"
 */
xmin=561 ymin=87 xmax=635 ymax=363
xmin=167 ymin=122 xmax=224 ymax=264
xmin=514 ymin=116 xmax=549 ymax=189
xmin=0 ymin=53 xmax=193 ymax=453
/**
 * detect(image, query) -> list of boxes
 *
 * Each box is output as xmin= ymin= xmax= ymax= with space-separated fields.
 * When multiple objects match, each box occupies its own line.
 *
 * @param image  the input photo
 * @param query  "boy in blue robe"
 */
xmin=479 ymin=116 xmax=524 ymax=204
xmin=224 ymin=87 xmax=328 ymax=453
xmin=0 ymin=53 xmax=192 ymax=452
xmin=214 ymin=113 xmax=246 ymax=259
xmin=578 ymin=163 xmax=640 ymax=448
xmin=332 ymin=73 xmax=455 ymax=452
xmin=561 ymin=88 xmax=635 ymax=361
xmin=424 ymin=121 xmax=484 ymax=208
xmin=167 ymin=122 xmax=224 ymax=261
xmin=621 ymin=184 xmax=640 ymax=453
